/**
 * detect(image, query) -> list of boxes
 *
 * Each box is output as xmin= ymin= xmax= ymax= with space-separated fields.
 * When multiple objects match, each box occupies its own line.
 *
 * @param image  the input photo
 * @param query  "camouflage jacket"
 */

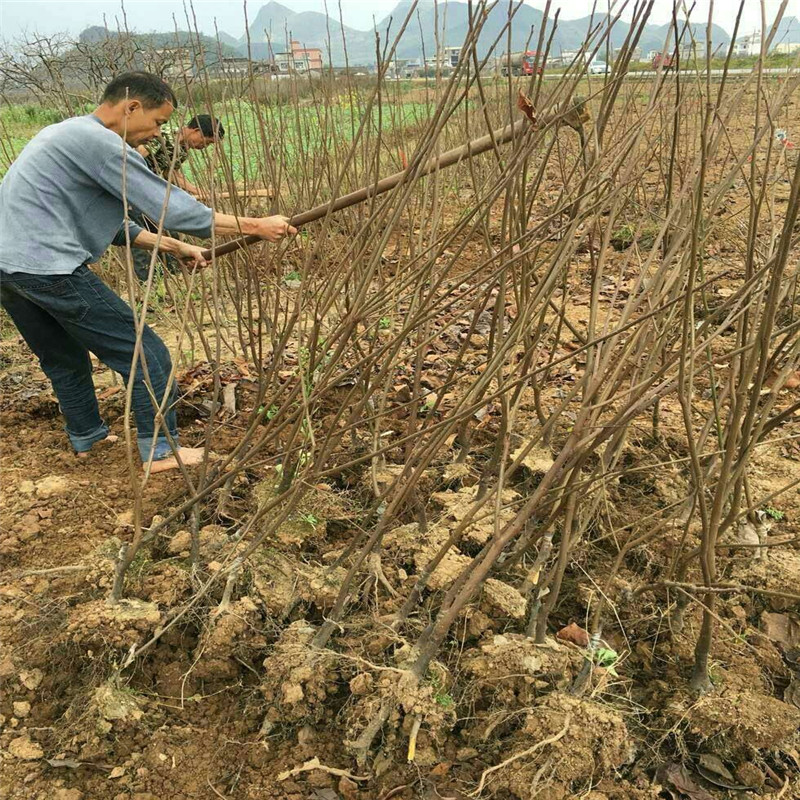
xmin=143 ymin=129 xmax=189 ymax=178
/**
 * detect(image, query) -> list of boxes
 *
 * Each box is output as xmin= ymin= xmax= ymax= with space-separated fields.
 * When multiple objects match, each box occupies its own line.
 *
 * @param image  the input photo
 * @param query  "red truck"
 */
xmin=501 ymin=51 xmax=545 ymax=77
xmin=651 ymin=52 xmax=674 ymax=70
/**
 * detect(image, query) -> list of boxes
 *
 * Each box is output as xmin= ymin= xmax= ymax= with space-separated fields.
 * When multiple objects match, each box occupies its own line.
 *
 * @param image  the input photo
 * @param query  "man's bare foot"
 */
xmin=76 ymin=434 xmax=119 ymax=459
xmin=149 ymin=447 xmax=207 ymax=474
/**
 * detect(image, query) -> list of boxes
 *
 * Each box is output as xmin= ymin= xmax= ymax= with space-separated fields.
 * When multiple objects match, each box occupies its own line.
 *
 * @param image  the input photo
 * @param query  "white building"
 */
xmin=442 ymin=46 xmax=461 ymax=67
xmin=559 ymin=49 xmax=584 ymax=65
xmin=679 ymin=40 xmax=706 ymax=60
xmin=421 ymin=47 xmax=461 ymax=71
xmin=735 ymin=32 xmax=762 ymax=57
xmin=404 ymin=59 xmax=422 ymax=77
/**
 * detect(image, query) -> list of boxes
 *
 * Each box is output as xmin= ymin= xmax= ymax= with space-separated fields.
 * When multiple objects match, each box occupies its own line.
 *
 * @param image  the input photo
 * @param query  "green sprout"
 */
xmin=594 ymin=647 xmax=620 ymax=677
xmin=435 ymin=692 xmax=455 ymax=709
xmin=257 ymin=404 xmax=280 ymax=424
xmin=611 ymin=224 xmax=636 ymax=248
xmin=427 ymin=670 xmax=454 ymax=709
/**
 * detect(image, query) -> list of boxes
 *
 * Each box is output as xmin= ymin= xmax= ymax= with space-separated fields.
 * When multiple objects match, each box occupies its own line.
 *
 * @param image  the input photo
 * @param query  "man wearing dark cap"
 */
xmin=132 ymin=114 xmax=225 ymax=280
xmin=139 ymin=113 xmax=224 ymax=195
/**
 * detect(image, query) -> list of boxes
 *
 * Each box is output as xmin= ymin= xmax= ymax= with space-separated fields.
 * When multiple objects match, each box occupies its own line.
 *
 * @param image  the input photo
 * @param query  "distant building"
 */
xmin=442 ymin=45 xmax=461 ymax=67
xmin=646 ymin=49 xmax=661 ymax=62
xmin=558 ymin=49 xmax=584 ymax=66
xmin=735 ymin=31 xmax=761 ymax=57
xmin=207 ymin=56 xmax=275 ymax=78
xmin=388 ymin=57 xmax=424 ymax=78
xmin=156 ymin=48 xmax=194 ymax=79
xmin=387 ymin=58 xmax=407 ymax=78
xmin=678 ymin=40 xmax=706 ymax=60
xmin=275 ymin=41 xmax=324 ymax=74
xmin=417 ymin=47 xmax=461 ymax=73
xmin=736 ymin=25 xmax=800 ymax=57
xmin=403 ymin=59 xmax=422 ymax=77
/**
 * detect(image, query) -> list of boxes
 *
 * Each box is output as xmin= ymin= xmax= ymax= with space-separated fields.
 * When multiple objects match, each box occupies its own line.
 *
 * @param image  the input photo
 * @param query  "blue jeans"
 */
xmin=0 ymin=264 xmax=178 ymax=461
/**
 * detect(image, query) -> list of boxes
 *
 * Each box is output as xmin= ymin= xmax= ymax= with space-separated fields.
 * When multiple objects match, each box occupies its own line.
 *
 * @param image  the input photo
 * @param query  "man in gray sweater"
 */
xmin=0 ymin=71 xmax=296 ymax=472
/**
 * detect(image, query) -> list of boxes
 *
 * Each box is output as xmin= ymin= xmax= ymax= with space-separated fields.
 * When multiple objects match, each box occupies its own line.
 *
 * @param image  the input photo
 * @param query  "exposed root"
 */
xmin=347 ymin=698 xmax=393 ymax=767
xmin=407 ymin=714 xmax=422 ymax=762
xmin=212 ymin=555 xmax=244 ymax=618
xmin=470 ymin=714 xmax=572 ymax=797
xmin=368 ymin=552 xmax=398 ymax=597
xmin=277 ymin=756 xmax=370 ymax=782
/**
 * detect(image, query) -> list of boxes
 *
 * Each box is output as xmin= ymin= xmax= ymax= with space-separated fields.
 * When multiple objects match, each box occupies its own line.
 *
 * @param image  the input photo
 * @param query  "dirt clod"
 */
xmin=735 ymin=761 xmax=764 ymax=789
xmin=19 ymin=669 xmax=43 ymax=690
xmin=481 ymin=578 xmax=527 ymax=619
xmin=55 ymin=789 xmax=84 ymax=800
xmin=94 ymin=683 xmax=144 ymax=722
xmin=338 ymin=775 xmax=359 ymax=800
xmin=686 ymin=689 xmax=800 ymax=753
xmin=66 ymin=599 xmax=161 ymax=650
xmin=13 ymin=700 xmax=31 ymax=718
xmin=8 ymin=734 xmax=44 ymax=760
xmin=464 ymin=635 xmax=582 ymax=711
xmin=489 ymin=693 xmax=633 ymax=798
xmin=34 ymin=474 xmax=72 ymax=498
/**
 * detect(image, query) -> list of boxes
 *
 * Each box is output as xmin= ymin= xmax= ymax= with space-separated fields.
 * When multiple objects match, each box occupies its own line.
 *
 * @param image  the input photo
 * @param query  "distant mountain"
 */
xmin=764 ymin=15 xmax=800 ymax=44
xmin=79 ymin=2 xmax=737 ymax=67
xmin=242 ymin=1 xmax=372 ymax=62
xmin=237 ymin=2 xmax=730 ymax=65
xmin=216 ymin=31 xmax=241 ymax=48
xmin=78 ymin=25 xmax=240 ymax=57
xmin=643 ymin=21 xmax=731 ymax=55
xmin=383 ymin=5 xmax=730 ymax=59
xmin=79 ymin=25 xmax=115 ymax=44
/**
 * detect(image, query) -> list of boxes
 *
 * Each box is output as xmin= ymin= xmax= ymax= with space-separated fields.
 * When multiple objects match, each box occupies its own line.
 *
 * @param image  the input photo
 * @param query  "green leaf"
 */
xmin=594 ymin=647 xmax=619 ymax=669
xmin=435 ymin=692 xmax=454 ymax=709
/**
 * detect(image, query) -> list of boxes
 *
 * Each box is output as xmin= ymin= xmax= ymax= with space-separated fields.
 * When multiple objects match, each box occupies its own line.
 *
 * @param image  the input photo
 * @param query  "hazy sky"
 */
xmin=0 ymin=0 xmax=795 ymax=41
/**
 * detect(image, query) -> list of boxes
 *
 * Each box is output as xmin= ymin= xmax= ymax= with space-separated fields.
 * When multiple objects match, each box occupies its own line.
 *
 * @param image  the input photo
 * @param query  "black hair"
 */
xmin=187 ymin=114 xmax=224 ymax=139
xmin=101 ymin=71 xmax=178 ymax=109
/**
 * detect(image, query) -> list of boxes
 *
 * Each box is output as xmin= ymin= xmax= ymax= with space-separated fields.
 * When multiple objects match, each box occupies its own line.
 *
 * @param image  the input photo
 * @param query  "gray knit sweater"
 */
xmin=0 ymin=114 xmax=213 ymax=275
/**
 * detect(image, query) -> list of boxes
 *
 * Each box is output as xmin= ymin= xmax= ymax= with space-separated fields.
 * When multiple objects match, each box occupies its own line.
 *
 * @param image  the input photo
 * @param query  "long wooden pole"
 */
xmin=200 ymin=96 xmax=588 ymax=261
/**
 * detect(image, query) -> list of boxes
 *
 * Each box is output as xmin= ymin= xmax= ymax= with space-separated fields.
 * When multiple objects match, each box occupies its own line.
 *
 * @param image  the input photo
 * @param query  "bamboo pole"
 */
xmin=201 ymin=95 xmax=588 ymax=261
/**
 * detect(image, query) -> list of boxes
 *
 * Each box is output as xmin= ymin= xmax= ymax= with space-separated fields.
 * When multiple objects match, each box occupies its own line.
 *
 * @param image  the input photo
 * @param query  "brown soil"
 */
xmin=3 ymin=82 xmax=800 ymax=800
xmin=4 ymin=308 xmax=800 ymax=800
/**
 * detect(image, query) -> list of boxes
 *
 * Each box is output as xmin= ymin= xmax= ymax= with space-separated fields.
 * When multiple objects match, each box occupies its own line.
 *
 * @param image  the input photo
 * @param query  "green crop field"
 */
xmin=0 ymin=93 xmax=440 ymax=182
